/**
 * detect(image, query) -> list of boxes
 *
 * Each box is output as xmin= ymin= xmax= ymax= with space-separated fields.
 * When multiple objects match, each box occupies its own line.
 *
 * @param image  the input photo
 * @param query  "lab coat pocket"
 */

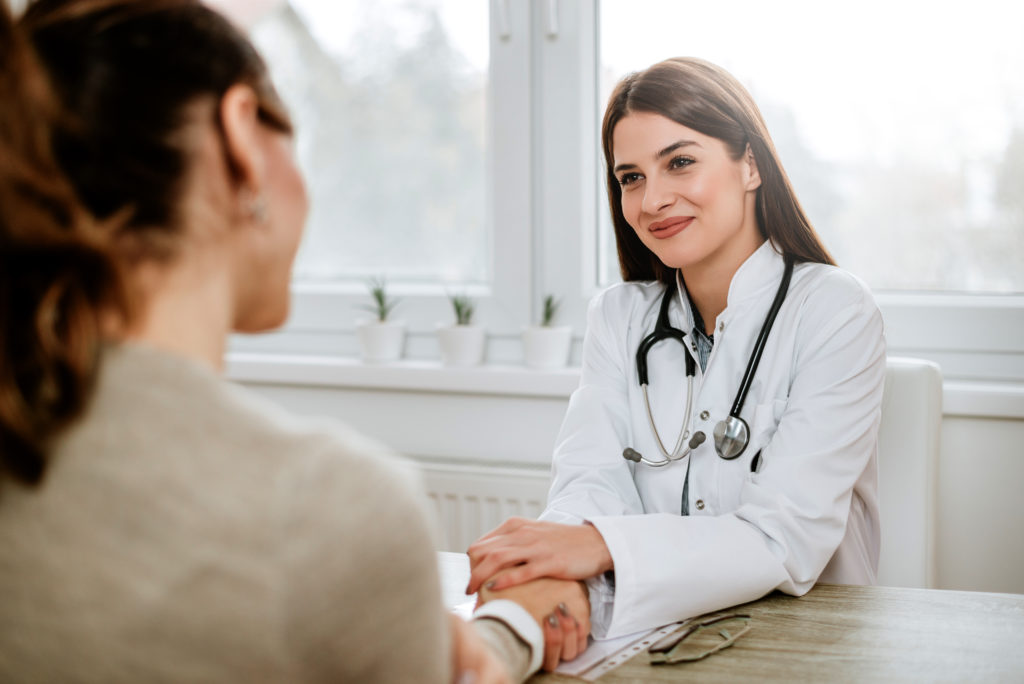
xmin=722 ymin=399 xmax=786 ymax=507
xmin=749 ymin=398 xmax=787 ymax=454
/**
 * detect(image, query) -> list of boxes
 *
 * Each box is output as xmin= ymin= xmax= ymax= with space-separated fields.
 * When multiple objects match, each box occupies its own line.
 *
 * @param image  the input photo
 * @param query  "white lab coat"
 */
xmin=540 ymin=241 xmax=886 ymax=639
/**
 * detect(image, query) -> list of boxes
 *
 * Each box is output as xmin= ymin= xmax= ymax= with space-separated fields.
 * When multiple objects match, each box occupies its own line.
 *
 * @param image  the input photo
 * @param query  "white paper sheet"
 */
xmin=553 ymin=622 xmax=685 ymax=680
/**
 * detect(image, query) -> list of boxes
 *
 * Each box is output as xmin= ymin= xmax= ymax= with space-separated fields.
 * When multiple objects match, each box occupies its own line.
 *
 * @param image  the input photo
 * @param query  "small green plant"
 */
xmin=539 ymin=295 xmax=560 ymax=327
xmin=449 ymin=294 xmax=475 ymax=326
xmin=359 ymin=277 xmax=400 ymax=322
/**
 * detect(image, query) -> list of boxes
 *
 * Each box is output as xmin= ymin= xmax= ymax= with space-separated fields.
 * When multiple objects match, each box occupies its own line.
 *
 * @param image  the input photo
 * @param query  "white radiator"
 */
xmin=419 ymin=462 xmax=552 ymax=552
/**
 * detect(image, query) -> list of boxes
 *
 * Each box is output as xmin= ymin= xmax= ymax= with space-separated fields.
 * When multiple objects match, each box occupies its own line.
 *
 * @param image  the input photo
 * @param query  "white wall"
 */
xmin=230 ymin=356 xmax=1024 ymax=595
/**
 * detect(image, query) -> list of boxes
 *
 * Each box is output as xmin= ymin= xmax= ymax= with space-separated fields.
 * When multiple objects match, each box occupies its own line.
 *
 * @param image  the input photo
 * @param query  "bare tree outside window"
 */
xmin=598 ymin=0 xmax=1024 ymax=294
xmin=250 ymin=0 xmax=489 ymax=286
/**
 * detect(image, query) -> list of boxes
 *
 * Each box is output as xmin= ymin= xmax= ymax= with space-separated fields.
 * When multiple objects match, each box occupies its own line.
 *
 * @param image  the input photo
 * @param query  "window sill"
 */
xmin=225 ymin=352 xmax=580 ymax=398
xmin=225 ymin=353 xmax=1024 ymax=419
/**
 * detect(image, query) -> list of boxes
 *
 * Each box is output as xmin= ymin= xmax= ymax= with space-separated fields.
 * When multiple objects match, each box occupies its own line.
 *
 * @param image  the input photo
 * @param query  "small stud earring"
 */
xmin=242 ymin=188 xmax=268 ymax=224
xmin=250 ymin=195 xmax=268 ymax=223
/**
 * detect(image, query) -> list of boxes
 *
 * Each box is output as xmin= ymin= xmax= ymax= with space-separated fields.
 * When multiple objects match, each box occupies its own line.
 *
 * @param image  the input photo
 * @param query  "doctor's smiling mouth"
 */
xmin=649 ymin=216 xmax=694 ymax=239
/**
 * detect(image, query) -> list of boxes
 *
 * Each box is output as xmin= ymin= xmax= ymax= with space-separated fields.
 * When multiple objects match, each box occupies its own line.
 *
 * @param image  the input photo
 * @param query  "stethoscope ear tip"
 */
xmin=622 ymin=447 xmax=642 ymax=463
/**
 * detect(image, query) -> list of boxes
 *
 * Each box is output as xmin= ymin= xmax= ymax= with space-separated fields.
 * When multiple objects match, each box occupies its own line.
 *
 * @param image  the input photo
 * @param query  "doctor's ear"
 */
xmin=217 ymin=84 xmax=265 ymax=192
xmin=742 ymin=143 xmax=761 ymax=191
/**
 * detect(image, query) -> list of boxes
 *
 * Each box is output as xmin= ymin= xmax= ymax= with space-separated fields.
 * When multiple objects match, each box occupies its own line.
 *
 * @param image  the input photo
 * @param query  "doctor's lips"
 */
xmin=648 ymin=216 xmax=693 ymax=239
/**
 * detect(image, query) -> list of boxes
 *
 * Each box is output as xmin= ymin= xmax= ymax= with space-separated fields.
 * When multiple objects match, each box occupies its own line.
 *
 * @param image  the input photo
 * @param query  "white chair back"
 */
xmin=875 ymin=357 xmax=942 ymax=588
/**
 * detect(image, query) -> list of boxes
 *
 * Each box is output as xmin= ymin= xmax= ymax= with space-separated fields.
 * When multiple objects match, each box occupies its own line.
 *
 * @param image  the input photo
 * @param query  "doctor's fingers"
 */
xmin=466 ymin=522 xmax=534 ymax=574
xmin=473 ymin=558 xmax=557 ymax=594
xmin=466 ymin=532 xmax=519 ymax=569
xmin=470 ymin=516 xmax=532 ymax=549
xmin=466 ymin=548 xmax=548 ymax=595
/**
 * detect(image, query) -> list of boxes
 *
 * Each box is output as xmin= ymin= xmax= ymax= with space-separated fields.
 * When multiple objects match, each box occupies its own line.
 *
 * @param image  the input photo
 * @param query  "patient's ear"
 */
xmin=217 ymin=84 xmax=264 ymax=189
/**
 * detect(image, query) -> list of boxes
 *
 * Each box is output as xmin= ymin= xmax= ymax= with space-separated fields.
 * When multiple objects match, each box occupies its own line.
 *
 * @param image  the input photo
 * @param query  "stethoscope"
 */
xmin=622 ymin=259 xmax=793 ymax=467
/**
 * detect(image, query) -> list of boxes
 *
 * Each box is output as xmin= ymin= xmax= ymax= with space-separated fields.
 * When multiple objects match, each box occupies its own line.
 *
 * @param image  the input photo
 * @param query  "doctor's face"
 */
xmin=612 ymin=112 xmax=763 ymax=278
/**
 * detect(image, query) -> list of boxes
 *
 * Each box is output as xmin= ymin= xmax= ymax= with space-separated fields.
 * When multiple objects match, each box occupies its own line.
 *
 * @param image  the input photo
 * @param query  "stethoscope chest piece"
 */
xmin=624 ymin=258 xmax=793 ymax=468
xmin=713 ymin=415 xmax=749 ymax=460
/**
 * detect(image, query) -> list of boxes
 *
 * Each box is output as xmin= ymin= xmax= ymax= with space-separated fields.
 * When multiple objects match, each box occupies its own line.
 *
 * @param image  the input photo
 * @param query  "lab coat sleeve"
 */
xmin=539 ymin=287 xmax=646 ymax=526
xmin=588 ymin=272 xmax=886 ymax=638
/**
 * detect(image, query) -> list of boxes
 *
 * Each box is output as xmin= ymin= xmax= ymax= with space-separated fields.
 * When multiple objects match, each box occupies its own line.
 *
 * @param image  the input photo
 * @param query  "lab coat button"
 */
xmin=699 ymin=410 xmax=710 ymax=420
xmin=695 ymin=499 xmax=706 ymax=511
xmin=719 ymin=321 xmax=725 ymax=332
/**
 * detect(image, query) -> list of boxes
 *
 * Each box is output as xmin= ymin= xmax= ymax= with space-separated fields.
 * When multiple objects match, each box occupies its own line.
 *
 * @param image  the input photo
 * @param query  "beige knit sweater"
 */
xmin=0 ymin=343 xmax=530 ymax=682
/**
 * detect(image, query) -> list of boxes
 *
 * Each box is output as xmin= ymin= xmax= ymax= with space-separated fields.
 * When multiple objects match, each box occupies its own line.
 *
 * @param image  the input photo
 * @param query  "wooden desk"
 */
xmin=440 ymin=553 xmax=1024 ymax=682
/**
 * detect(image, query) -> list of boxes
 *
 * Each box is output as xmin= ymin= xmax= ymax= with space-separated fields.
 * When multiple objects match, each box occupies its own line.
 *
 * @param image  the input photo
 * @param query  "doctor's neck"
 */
xmin=680 ymin=268 xmax=728 ymax=337
xmin=679 ymin=237 xmax=766 ymax=336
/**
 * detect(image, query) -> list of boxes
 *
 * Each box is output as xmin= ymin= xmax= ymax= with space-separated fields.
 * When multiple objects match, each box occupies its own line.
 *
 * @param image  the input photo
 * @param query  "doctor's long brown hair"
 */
xmin=602 ymin=57 xmax=835 ymax=284
xmin=0 ymin=0 xmax=291 ymax=486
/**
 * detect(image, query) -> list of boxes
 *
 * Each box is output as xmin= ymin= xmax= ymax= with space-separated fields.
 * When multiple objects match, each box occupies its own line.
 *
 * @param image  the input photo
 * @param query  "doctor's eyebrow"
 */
xmin=613 ymin=139 xmax=700 ymax=174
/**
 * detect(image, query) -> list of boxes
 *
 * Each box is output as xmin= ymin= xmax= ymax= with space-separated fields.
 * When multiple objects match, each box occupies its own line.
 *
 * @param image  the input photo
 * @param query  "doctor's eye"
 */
xmin=618 ymin=172 xmax=643 ymax=188
xmin=668 ymin=155 xmax=695 ymax=170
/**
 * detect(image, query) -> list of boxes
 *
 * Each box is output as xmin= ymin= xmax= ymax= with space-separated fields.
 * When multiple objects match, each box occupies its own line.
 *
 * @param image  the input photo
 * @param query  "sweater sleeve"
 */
xmin=473 ymin=600 xmax=543 ymax=680
xmin=274 ymin=434 xmax=450 ymax=683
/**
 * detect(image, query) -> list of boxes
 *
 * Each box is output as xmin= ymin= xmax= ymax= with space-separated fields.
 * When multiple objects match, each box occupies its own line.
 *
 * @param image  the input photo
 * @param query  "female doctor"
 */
xmin=467 ymin=57 xmax=887 ymax=641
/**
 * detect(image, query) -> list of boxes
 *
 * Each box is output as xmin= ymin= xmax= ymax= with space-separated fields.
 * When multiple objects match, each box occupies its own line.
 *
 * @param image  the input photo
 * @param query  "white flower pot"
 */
xmin=437 ymin=324 xmax=486 ymax=367
xmin=356 ymin=320 xmax=406 ymax=363
xmin=522 ymin=325 xmax=572 ymax=369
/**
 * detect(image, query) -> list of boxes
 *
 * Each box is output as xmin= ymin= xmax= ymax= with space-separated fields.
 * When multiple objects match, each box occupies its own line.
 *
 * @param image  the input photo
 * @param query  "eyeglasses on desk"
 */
xmin=647 ymin=614 xmax=751 ymax=665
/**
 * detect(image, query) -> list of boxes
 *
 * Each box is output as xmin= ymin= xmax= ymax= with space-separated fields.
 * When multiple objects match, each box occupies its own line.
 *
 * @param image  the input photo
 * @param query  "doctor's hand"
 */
xmin=477 ymin=569 xmax=591 ymax=672
xmin=465 ymin=517 xmax=613 ymax=595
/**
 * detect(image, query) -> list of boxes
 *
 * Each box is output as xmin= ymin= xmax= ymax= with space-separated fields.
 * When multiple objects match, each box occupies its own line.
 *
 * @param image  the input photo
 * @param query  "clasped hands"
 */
xmin=466 ymin=518 xmax=614 ymax=672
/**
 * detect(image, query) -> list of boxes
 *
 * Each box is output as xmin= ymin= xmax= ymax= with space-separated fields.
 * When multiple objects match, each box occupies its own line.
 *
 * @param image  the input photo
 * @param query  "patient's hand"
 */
xmin=476 ymin=569 xmax=590 ymax=672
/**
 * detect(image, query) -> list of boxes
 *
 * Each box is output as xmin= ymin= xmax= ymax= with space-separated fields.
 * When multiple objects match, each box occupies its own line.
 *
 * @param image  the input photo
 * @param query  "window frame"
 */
xmin=232 ymin=0 xmax=1024 ymax=385
xmin=232 ymin=0 xmax=535 ymax=361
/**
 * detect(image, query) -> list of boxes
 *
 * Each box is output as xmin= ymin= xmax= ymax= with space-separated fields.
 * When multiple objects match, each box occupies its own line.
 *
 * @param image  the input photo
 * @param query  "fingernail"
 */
xmin=547 ymin=614 xmax=558 ymax=628
xmin=558 ymin=602 xmax=569 ymax=616
xmin=485 ymin=581 xmax=496 ymax=590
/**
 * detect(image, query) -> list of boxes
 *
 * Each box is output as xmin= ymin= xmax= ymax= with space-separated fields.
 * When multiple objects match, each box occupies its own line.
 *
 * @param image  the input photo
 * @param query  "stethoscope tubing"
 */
xmin=631 ymin=277 xmax=698 ymax=467
xmin=640 ymin=375 xmax=695 ymax=466
xmin=628 ymin=258 xmax=794 ymax=465
xmin=728 ymin=259 xmax=794 ymax=419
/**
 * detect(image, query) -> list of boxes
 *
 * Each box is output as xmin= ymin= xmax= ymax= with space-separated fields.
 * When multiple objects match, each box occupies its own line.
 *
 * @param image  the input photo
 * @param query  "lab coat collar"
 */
xmin=674 ymin=272 xmax=699 ymax=335
xmin=674 ymin=240 xmax=786 ymax=331
xmin=725 ymin=240 xmax=787 ymax=309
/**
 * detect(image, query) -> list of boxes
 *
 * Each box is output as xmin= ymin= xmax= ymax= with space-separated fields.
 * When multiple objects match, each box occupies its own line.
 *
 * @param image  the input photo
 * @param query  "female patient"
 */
xmin=0 ymin=0 xmax=584 ymax=680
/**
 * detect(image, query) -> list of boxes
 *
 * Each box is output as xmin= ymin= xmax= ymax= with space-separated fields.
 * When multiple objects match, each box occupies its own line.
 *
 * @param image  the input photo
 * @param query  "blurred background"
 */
xmin=215 ymin=0 xmax=1024 ymax=295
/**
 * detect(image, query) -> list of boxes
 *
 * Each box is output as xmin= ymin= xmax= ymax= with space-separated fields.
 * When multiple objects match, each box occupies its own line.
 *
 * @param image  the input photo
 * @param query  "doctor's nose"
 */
xmin=641 ymin=179 xmax=674 ymax=215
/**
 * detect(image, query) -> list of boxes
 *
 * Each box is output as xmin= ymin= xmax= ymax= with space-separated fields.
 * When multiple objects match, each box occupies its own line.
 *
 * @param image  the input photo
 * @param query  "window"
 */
xmin=591 ymin=0 xmax=1024 ymax=382
xmin=252 ymin=0 xmax=490 ymax=285
xmin=230 ymin=0 xmax=534 ymax=359
xmin=225 ymin=0 xmax=1022 ymax=383
xmin=596 ymin=0 xmax=1024 ymax=294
